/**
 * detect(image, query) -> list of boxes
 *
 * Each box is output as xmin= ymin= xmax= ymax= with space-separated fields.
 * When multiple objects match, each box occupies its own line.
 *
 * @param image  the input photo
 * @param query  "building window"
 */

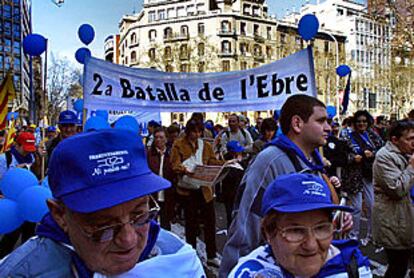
xmin=131 ymin=33 xmax=137 ymax=45
xmin=222 ymin=41 xmax=231 ymax=53
xmin=280 ymin=33 xmax=286 ymax=44
xmin=240 ymin=22 xmax=246 ymax=35
xmin=198 ymin=23 xmax=205 ymax=35
xmin=198 ymin=61 xmax=205 ymax=72
xmin=337 ymin=8 xmax=344 ymax=16
xmin=165 ymin=64 xmax=174 ymax=72
xmin=324 ymin=41 xmax=329 ymax=52
xmin=267 ymin=26 xmax=272 ymax=40
xmin=221 ymin=21 xmax=231 ymax=33
xmin=149 ymin=48 xmax=156 ymax=61
xmin=131 ymin=51 xmax=137 ymax=63
xmin=239 ymin=43 xmax=248 ymax=54
xmin=158 ymin=10 xmax=166 ymax=20
xmin=240 ymin=61 xmax=247 ymax=70
xmin=177 ymin=6 xmax=185 ymax=17
xmin=266 ymin=46 xmax=272 ymax=58
xmin=180 ymin=44 xmax=188 ymax=59
xmin=252 ymin=6 xmax=260 ymax=17
xmin=149 ymin=30 xmax=157 ymax=41
xmin=167 ymin=8 xmax=175 ymax=18
xmin=164 ymin=46 xmax=172 ymax=59
xmin=253 ymin=24 xmax=260 ymax=36
xmin=222 ymin=61 xmax=230 ymax=72
xmin=180 ymin=64 xmax=189 ymax=72
xmin=164 ymin=27 xmax=173 ymax=39
xmin=198 ymin=43 xmax=205 ymax=56
xmin=253 ymin=44 xmax=262 ymax=56
xmin=148 ymin=11 xmax=156 ymax=22
xmin=180 ymin=25 xmax=188 ymax=37
xmin=243 ymin=4 xmax=251 ymax=15
xmin=125 ymin=57 xmax=128 ymax=64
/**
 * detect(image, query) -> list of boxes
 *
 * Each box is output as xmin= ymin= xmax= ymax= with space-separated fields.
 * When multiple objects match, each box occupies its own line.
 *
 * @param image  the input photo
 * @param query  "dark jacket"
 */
xmin=147 ymin=146 xmax=176 ymax=185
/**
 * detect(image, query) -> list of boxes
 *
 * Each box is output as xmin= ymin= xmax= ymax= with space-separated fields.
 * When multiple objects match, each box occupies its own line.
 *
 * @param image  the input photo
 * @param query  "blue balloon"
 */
xmin=114 ymin=115 xmax=139 ymax=133
xmin=336 ymin=64 xmax=352 ymax=77
xmin=95 ymin=110 xmax=109 ymax=122
xmin=17 ymin=186 xmax=52 ymax=223
xmin=78 ymin=24 xmax=95 ymax=45
xmin=0 ymin=168 xmax=39 ymax=200
xmin=0 ymin=199 xmax=24 ymax=234
xmin=326 ymin=105 xmax=337 ymax=119
xmin=84 ymin=116 xmax=110 ymax=132
xmin=23 ymin=34 xmax=47 ymax=56
xmin=73 ymin=99 xmax=84 ymax=113
xmin=75 ymin=47 xmax=91 ymax=64
xmin=298 ymin=14 xmax=319 ymax=41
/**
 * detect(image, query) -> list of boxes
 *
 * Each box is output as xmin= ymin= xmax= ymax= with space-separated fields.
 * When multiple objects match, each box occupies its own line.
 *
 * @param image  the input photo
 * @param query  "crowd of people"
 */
xmin=0 ymin=95 xmax=413 ymax=277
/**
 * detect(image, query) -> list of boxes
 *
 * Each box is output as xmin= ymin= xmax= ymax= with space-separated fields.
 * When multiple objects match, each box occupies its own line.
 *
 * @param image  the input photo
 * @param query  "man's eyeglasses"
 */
xmin=276 ymin=222 xmax=334 ymax=243
xmin=76 ymin=196 xmax=160 ymax=243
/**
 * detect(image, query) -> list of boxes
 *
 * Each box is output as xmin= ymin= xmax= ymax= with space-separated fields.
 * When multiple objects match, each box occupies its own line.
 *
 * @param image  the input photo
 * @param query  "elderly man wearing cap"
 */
xmin=0 ymin=129 xmax=205 ymax=277
xmin=229 ymin=173 xmax=372 ymax=278
xmin=45 ymin=110 xmax=78 ymax=162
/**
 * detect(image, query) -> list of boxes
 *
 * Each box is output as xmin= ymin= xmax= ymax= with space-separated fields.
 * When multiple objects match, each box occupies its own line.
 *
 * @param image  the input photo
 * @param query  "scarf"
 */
xmin=349 ymin=131 xmax=374 ymax=155
xmin=36 ymin=213 xmax=160 ymax=278
xmin=10 ymin=146 xmax=35 ymax=165
xmin=266 ymin=134 xmax=325 ymax=172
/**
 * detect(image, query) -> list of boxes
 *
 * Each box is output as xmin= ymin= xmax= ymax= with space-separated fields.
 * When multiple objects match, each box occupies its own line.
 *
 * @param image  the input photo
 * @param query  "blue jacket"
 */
xmin=0 ymin=214 xmax=205 ymax=278
xmin=228 ymin=240 xmax=372 ymax=278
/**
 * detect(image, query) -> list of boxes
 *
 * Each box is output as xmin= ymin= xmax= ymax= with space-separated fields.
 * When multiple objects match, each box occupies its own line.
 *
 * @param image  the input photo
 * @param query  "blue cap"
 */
xmin=48 ymin=129 xmax=171 ymax=213
xmin=261 ymin=173 xmax=352 ymax=216
xmin=148 ymin=120 xmax=161 ymax=128
xmin=58 ymin=110 xmax=78 ymax=125
xmin=47 ymin=126 xmax=57 ymax=132
xmin=226 ymin=140 xmax=245 ymax=153
xmin=84 ymin=116 xmax=110 ymax=132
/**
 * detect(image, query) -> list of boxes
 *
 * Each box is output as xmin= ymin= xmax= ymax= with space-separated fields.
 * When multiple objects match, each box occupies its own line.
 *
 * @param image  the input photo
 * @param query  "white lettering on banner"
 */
xmin=83 ymin=47 xmax=317 ymax=113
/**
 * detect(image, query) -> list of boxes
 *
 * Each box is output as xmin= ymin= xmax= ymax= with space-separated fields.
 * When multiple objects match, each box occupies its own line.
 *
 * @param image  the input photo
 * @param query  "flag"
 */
xmin=0 ymin=73 xmax=17 ymax=130
xmin=2 ymin=119 xmax=16 ymax=152
xmin=341 ymin=72 xmax=351 ymax=115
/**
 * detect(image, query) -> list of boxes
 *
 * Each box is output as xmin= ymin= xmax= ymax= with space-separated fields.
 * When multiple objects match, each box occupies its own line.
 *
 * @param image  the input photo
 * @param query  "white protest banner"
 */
xmin=83 ymin=47 xmax=316 ymax=112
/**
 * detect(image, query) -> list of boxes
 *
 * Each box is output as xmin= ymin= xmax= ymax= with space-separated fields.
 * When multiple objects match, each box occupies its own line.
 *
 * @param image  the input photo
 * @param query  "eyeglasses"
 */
xmin=276 ymin=222 xmax=334 ymax=243
xmin=76 ymin=196 xmax=160 ymax=243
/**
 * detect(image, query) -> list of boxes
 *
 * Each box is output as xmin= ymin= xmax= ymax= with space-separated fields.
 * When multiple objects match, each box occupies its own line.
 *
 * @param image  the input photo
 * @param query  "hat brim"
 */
xmin=23 ymin=144 xmax=36 ymax=152
xmin=264 ymin=202 xmax=353 ymax=215
xmin=60 ymin=172 xmax=171 ymax=213
xmin=229 ymin=146 xmax=245 ymax=153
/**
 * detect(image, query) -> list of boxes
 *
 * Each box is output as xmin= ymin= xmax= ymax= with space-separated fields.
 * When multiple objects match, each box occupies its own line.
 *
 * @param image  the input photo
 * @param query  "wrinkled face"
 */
xmin=63 ymin=197 xmax=150 ymax=275
xmin=266 ymin=210 xmax=332 ymax=277
xmin=355 ymin=116 xmax=368 ymax=133
xmin=59 ymin=124 xmax=77 ymax=139
xmin=228 ymin=116 xmax=239 ymax=131
xmin=154 ymin=131 xmax=167 ymax=150
xmin=301 ymin=107 xmax=331 ymax=148
xmin=393 ymin=129 xmax=414 ymax=155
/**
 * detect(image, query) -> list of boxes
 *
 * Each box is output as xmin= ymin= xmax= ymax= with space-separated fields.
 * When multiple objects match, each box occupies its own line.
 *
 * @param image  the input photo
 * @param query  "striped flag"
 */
xmin=2 ymin=119 xmax=16 ymax=152
xmin=0 ymin=73 xmax=17 ymax=130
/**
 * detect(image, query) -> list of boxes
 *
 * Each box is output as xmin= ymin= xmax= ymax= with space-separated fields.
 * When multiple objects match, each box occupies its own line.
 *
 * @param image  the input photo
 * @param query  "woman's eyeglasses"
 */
xmin=275 ymin=222 xmax=334 ymax=243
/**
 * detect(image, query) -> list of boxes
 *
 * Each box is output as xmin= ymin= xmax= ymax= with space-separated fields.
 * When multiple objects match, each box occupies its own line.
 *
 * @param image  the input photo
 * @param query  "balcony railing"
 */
xmin=164 ymin=33 xmax=190 ymax=42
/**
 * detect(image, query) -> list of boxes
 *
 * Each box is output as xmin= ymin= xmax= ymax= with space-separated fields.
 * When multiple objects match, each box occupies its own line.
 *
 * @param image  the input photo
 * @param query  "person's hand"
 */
xmin=409 ymin=153 xmax=414 ymax=168
xmin=354 ymin=155 xmax=363 ymax=163
xmin=364 ymin=150 xmax=374 ymax=158
xmin=341 ymin=212 xmax=353 ymax=233
xmin=323 ymin=157 xmax=332 ymax=167
xmin=330 ymin=176 xmax=341 ymax=188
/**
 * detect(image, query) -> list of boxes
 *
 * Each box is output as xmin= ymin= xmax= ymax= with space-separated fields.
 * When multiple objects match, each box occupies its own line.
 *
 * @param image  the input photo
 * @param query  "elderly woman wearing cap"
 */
xmin=229 ymin=173 xmax=372 ymax=278
xmin=0 ymin=129 xmax=205 ymax=277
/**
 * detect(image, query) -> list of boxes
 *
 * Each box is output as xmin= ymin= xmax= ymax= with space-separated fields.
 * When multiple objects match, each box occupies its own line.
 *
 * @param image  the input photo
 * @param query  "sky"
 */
xmin=32 ymin=0 xmax=365 ymax=66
